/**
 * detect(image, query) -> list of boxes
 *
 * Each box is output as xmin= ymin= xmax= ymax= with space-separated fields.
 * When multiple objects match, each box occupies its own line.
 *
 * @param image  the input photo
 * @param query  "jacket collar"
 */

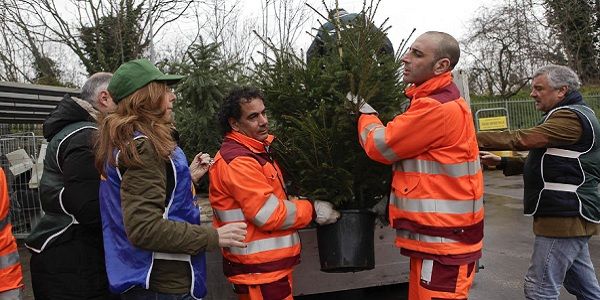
xmin=405 ymin=71 xmax=453 ymax=100
xmin=554 ymin=90 xmax=585 ymax=109
xmin=225 ymin=131 xmax=274 ymax=153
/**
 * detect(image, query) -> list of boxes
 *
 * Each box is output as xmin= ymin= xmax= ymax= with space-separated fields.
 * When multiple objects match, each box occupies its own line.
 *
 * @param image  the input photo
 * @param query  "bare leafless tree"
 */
xmin=255 ymin=0 xmax=315 ymax=59
xmin=543 ymin=0 xmax=600 ymax=84
xmin=193 ymin=0 xmax=258 ymax=70
xmin=1 ymin=0 xmax=194 ymax=77
xmin=462 ymin=0 xmax=560 ymax=97
xmin=270 ymin=0 xmax=312 ymax=51
xmin=0 ymin=0 xmax=64 ymax=84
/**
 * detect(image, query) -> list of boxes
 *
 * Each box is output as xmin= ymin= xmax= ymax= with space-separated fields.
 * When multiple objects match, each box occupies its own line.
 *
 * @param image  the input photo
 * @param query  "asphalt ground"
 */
xmin=16 ymin=170 xmax=600 ymax=299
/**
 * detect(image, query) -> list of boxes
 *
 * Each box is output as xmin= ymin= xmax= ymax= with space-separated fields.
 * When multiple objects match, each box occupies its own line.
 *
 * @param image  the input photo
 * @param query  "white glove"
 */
xmin=314 ymin=200 xmax=341 ymax=225
xmin=346 ymin=92 xmax=378 ymax=115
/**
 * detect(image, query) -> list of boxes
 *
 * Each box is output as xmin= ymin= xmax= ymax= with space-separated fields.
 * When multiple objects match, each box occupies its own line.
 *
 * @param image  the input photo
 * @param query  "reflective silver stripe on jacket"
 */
xmin=0 ymin=215 xmax=8 ymax=230
xmin=372 ymin=128 xmax=399 ymax=161
xmin=360 ymin=123 xmax=382 ymax=144
xmin=546 ymin=148 xmax=582 ymax=158
xmin=0 ymin=250 xmax=19 ymax=270
xmin=544 ymin=182 xmax=579 ymax=193
xmin=390 ymin=194 xmax=483 ymax=214
xmin=281 ymin=200 xmax=297 ymax=229
xmin=396 ymin=229 xmax=459 ymax=244
xmin=226 ymin=232 xmax=300 ymax=255
xmin=254 ymin=194 xmax=297 ymax=229
xmin=254 ymin=194 xmax=279 ymax=226
xmin=393 ymin=158 xmax=481 ymax=177
xmin=0 ymin=287 xmax=21 ymax=300
xmin=154 ymin=252 xmax=190 ymax=262
xmin=214 ymin=208 xmax=245 ymax=223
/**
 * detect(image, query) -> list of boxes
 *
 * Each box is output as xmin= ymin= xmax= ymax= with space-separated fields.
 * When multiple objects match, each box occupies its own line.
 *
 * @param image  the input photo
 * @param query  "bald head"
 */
xmin=422 ymin=31 xmax=460 ymax=69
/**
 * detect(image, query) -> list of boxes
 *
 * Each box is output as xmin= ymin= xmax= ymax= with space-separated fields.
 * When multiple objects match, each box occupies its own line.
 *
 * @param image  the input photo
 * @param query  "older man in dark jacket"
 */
xmin=478 ymin=65 xmax=600 ymax=299
xmin=25 ymin=72 xmax=118 ymax=300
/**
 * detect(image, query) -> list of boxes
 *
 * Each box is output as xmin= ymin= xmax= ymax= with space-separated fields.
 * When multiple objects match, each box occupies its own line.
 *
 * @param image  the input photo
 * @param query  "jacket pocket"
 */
xmin=394 ymin=173 xmax=421 ymax=195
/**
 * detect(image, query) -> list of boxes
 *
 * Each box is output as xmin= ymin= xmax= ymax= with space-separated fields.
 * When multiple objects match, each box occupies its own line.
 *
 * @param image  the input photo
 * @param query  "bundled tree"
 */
xmin=254 ymin=2 xmax=407 ymax=209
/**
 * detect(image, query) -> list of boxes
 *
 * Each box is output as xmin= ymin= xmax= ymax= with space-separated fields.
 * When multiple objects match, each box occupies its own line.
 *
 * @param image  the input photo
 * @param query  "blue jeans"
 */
xmin=524 ymin=236 xmax=600 ymax=300
xmin=120 ymin=288 xmax=196 ymax=300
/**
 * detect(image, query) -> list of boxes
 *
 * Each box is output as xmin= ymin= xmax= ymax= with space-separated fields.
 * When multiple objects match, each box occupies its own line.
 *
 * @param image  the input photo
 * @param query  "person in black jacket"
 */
xmin=25 ymin=72 xmax=119 ymax=300
xmin=306 ymin=8 xmax=394 ymax=64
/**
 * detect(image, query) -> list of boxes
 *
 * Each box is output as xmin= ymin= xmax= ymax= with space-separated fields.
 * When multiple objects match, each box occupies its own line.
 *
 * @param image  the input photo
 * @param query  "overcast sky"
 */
xmin=49 ymin=0 xmax=500 ymax=83
xmin=204 ymin=0 xmax=499 ymax=69
xmin=301 ymin=0 xmax=495 ymax=43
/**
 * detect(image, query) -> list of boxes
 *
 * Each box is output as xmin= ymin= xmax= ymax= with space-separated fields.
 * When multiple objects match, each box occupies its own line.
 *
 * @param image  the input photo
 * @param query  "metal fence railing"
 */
xmin=471 ymin=94 xmax=600 ymax=131
xmin=1 ymin=132 xmax=45 ymax=239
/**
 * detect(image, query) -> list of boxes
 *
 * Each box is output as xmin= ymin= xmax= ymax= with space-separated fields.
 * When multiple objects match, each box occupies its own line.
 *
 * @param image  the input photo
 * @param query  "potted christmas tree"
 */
xmin=254 ymin=3 xmax=410 ymax=272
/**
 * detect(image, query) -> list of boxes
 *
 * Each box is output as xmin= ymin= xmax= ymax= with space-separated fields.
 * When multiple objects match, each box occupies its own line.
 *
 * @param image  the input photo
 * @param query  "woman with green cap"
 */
xmin=95 ymin=58 xmax=247 ymax=299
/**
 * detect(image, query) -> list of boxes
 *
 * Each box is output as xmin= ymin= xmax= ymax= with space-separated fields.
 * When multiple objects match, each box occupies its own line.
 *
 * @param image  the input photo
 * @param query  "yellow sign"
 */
xmin=479 ymin=116 xmax=508 ymax=131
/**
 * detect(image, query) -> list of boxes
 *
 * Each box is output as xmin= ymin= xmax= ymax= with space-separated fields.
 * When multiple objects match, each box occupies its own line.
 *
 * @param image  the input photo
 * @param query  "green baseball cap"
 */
xmin=108 ymin=58 xmax=185 ymax=103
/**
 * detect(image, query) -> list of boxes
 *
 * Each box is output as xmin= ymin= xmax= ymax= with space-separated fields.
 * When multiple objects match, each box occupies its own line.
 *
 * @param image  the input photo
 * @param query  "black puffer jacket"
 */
xmin=28 ymin=94 xmax=117 ymax=300
xmin=26 ymin=95 xmax=101 ymax=249
xmin=43 ymin=95 xmax=100 ymax=227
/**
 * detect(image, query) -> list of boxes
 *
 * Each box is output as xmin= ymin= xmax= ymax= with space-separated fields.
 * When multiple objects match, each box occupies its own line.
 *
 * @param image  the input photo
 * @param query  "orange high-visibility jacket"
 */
xmin=0 ymin=168 xmax=24 ymax=297
xmin=358 ymin=72 xmax=484 ymax=259
xmin=209 ymin=131 xmax=314 ymax=285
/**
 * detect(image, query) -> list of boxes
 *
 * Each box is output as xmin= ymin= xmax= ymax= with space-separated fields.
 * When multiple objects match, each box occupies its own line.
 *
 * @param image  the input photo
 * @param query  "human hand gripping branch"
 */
xmin=346 ymin=92 xmax=378 ymax=115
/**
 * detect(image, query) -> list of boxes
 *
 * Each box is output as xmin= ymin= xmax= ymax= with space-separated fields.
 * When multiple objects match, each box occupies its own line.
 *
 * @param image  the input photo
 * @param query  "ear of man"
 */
xmin=433 ymin=57 xmax=451 ymax=75
xmin=229 ymin=117 xmax=239 ymax=132
xmin=557 ymin=86 xmax=569 ymax=99
xmin=97 ymin=90 xmax=110 ymax=108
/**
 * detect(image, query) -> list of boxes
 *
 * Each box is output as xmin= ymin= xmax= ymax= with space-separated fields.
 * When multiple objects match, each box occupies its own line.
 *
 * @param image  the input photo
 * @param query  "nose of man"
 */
xmin=259 ymin=113 xmax=268 ymax=125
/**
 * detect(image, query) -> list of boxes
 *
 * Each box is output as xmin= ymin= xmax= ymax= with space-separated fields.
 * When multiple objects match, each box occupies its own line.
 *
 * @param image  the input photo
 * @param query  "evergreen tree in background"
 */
xmin=33 ymin=56 xmax=62 ymax=86
xmin=254 ymin=3 xmax=409 ymax=209
xmin=165 ymin=41 xmax=247 ymax=164
xmin=79 ymin=0 xmax=148 ymax=74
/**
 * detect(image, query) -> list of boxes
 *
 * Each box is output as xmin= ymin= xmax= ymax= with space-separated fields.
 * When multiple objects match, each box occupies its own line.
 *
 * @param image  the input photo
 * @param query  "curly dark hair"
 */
xmin=218 ymin=86 xmax=265 ymax=136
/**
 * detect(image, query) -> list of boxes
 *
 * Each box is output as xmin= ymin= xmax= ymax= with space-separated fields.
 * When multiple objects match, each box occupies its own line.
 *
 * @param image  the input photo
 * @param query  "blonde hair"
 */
xmin=95 ymin=81 xmax=175 ymax=175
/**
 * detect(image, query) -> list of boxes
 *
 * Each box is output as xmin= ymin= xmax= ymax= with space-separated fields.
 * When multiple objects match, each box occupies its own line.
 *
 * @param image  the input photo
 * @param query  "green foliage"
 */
xmin=581 ymin=85 xmax=600 ymax=95
xmin=254 ymin=7 xmax=406 ymax=209
xmin=79 ymin=0 xmax=148 ymax=73
xmin=544 ymin=0 xmax=600 ymax=84
xmin=165 ymin=41 xmax=247 ymax=161
xmin=33 ymin=56 xmax=62 ymax=86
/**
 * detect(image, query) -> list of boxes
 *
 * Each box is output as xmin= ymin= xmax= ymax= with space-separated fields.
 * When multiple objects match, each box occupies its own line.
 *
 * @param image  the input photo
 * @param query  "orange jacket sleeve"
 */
xmin=222 ymin=156 xmax=313 ymax=231
xmin=357 ymin=98 xmax=447 ymax=163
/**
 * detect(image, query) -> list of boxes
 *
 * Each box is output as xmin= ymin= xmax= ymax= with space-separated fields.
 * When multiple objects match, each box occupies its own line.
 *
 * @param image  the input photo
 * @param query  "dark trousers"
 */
xmin=30 ymin=234 xmax=119 ymax=300
xmin=120 ymin=288 xmax=194 ymax=300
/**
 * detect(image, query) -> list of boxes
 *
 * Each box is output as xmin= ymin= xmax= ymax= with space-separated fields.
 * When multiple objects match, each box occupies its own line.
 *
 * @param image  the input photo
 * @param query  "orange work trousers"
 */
xmin=235 ymin=274 xmax=293 ymax=300
xmin=408 ymin=257 xmax=476 ymax=300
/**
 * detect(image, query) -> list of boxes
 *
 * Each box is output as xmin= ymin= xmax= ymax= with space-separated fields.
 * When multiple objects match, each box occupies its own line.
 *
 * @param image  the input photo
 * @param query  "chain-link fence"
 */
xmin=471 ymin=94 xmax=600 ymax=131
xmin=1 ymin=132 xmax=46 ymax=239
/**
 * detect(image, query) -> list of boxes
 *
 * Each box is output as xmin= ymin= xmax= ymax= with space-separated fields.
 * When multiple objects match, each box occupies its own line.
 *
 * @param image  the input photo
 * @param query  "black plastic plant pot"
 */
xmin=316 ymin=209 xmax=376 ymax=273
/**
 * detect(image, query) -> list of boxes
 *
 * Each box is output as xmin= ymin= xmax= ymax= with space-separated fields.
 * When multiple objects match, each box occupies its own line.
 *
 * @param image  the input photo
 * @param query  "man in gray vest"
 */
xmin=478 ymin=64 xmax=600 ymax=299
xmin=25 ymin=73 xmax=118 ymax=299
